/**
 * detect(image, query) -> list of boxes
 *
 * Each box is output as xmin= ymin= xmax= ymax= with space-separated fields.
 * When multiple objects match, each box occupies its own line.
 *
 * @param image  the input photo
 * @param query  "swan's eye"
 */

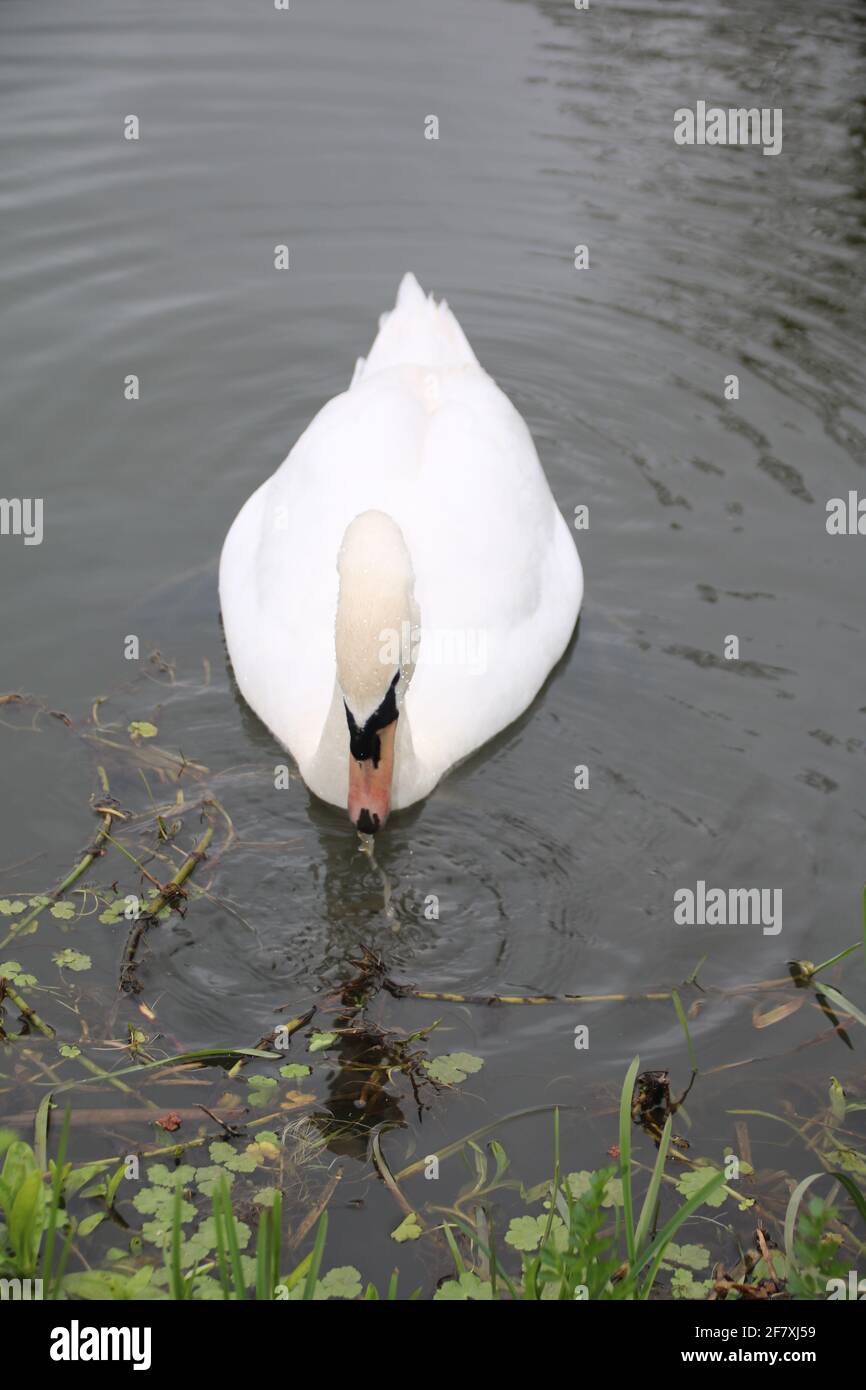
xmin=344 ymin=671 xmax=399 ymax=765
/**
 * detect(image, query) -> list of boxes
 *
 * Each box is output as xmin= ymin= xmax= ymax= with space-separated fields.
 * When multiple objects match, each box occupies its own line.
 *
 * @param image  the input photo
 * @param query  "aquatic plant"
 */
xmin=2 ymin=677 xmax=866 ymax=1300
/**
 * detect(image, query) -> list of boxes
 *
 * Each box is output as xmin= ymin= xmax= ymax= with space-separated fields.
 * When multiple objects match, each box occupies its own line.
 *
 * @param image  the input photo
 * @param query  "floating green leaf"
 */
xmin=319 ymin=1266 xmax=362 ymax=1300
xmin=662 ymin=1242 xmax=710 ymax=1271
xmin=246 ymin=1074 xmax=278 ymax=1107
xmin=77 ymin=1212 xmax=105 ymax=1237
xmin=128 ymin=721 xmax=158 ymax=739
xmin=670 ymin=1267 xmax=714 ymax=1299
xmin=253 ymin=1187 xmax=279 ymax=1208
xmin=195 ymin=1165 xmax=234 ymax=1197
xmin=505 ymin=1214 xmax=547 ymax=1252
xmin=132 ymin=1186 xmax=195 ymax=1224
xmin=246 ymin=1138 xmax=281 ymax=1163
xmin=52 ymin=949 xmax=91 ymax=973
xmin=208 ymin=1141 xmax=257 ymax=1173
xmin=425 ymin=1052 xmax=484 ymax=1085
xmin=434 ymin=1272 xmax=494 ymax=1301
xmin=390 ymin=1212 xmax=423 ymax=1243
xmin=308 ymin=1031 xmax=338 ymax=1053
xmin=674 ymin=1167 xmax=727 ymax=1208
xmin=562 ymin=1171 xmax=623 ymax=1208
xmin=63 ymin=1267 xmax=154 ymax=1300
xmin=180 ymin=1215 xmax=250 ymax=1271
xmin=99 ymin=899 xmax=127 ymax=924
xmin=0 ymin=961 xmax=37 ymax=987
xmin=147 ymin=1163 xmax=195 ymax=1188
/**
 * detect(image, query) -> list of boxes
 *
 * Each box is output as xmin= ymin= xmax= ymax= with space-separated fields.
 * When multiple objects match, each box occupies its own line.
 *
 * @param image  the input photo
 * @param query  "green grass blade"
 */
xmin=538 ymin=1108 xmax=561 ymax=1254
xmin=270 ymin=1191 xmax=282 ymax=1297
xmin=634 ymin=1114 xmax=672 ymax=1258
xmin=619 ymin=1055 xmax=640 ymax=1267
xmin=814 ymin=982 xmax=866 ymax=1029
xmin=441 ymin=1219 xmax=465 ymax=1276
xmin=671 ymin=990 xmax=698 ymax=1074
xmin=49 ymin=1046 xmax=276 ymax=1097
xmin=41 ymin=1104 xmax=70 ymax=1296
xmin=221 ymin=1177 xmax=246 ymax=1300
xmin=302 ymin=1211 xmax=328 ymax=1300
xmin=395 ymin=1104 xmax=575 ymax=1181
xmin=784 ymin=1173 xmax=824 ymax=1262
xmin=34 ymin=1092 xmax=52 ymax=1172
xmin=635 ymin=1169 xmax=726 ymax=1295
xmin=213 ymin=1188 xmax=231 ymax=1300
xmin=830 ymin=1171 xmax=866 ymax=1227
xmin=51 ymin=1225 xmax=75 ymax=1299
xmin=440 ymin=1210 xmax=519 ymax=1299
xmin=808 ymin=943 xmax=861 ymax=976
xmin=169 ymin=1182 xmax=184 ymax=1300
xmin=281 ymin=1248 xmax=312 ymax=1294
xmin=255 ymin=1206 xmax=270 ymax=1301
xmin=487 ymin=1211 xmax=499 ymax=1297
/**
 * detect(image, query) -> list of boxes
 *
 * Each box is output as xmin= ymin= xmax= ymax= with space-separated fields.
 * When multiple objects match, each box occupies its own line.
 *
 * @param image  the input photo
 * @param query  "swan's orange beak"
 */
xmin=348 ymin=719 xmax=396 ymax=833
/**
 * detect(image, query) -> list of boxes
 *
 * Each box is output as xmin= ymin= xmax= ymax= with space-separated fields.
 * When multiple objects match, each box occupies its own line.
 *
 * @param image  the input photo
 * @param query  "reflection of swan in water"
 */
xmin=220 ymin=274 xmax=583 ymax=832
xmin=302 ymin=959 xmax=412 ymax=1164
xmin=357 ymin=832 xmax=398 ymax=929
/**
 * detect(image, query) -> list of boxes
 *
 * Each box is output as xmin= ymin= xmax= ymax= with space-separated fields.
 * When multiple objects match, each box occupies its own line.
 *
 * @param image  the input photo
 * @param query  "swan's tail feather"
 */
xmin=357 ymin=273 xmax=479 ymax=380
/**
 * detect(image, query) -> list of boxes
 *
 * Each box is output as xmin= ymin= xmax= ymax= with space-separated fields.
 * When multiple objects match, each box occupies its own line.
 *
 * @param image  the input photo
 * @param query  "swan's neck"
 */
xmin=334 ymin=510 xmax=419 ymax=723
xmin=324 ymin=509 xmax=421 ymax=823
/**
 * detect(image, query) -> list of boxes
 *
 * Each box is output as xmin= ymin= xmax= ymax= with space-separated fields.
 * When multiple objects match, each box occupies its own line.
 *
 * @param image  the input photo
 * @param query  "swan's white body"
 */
xmin=219 ymin=274 xmax=583 ymax=817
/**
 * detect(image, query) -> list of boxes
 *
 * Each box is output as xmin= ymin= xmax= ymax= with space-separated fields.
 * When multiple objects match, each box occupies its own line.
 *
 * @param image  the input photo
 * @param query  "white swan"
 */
xmin=219 ymin=274 xmax=583 ymax=830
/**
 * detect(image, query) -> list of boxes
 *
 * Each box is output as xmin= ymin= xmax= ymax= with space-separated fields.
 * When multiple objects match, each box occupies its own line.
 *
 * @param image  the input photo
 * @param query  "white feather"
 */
xmin=219 ymin=276 xmax=583 ymax=811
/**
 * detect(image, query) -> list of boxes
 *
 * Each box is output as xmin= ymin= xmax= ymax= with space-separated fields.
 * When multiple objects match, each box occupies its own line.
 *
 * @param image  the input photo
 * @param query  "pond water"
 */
xmin=1 ymin=0 xmax=865 ymax=1291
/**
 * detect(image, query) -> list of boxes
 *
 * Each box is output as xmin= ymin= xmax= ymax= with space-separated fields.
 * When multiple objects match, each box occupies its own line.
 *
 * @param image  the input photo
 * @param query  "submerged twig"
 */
xmin=0 ymin=976 xmax=56 ymax=1039
xmin=196 ymin=1102 xmax=244 ymax=1137
xmin=1 ymin=1105 xmax=250 ymax=1129
xmin=381 ymin=975 xmax=797 ymax=1008
xmin=372 ymin=1129 xmax=421 ymax=1221
xmin=288 ymin=1172 xmax=342 ymax=1250
xmin=0 ymin=766 xmax=119 ymax=952
xmin=119 ymin=824 xmax=214 ymax=993
xmin=395 ymin=1104 xmax=577 ymax=1182
xmin=74 ymin=1052 xmax=159 ymax=1106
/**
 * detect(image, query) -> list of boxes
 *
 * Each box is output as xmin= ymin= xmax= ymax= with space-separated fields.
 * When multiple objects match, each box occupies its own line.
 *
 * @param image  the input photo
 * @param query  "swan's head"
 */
xmin=335 ymin=510 xmax=416 ymax=832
